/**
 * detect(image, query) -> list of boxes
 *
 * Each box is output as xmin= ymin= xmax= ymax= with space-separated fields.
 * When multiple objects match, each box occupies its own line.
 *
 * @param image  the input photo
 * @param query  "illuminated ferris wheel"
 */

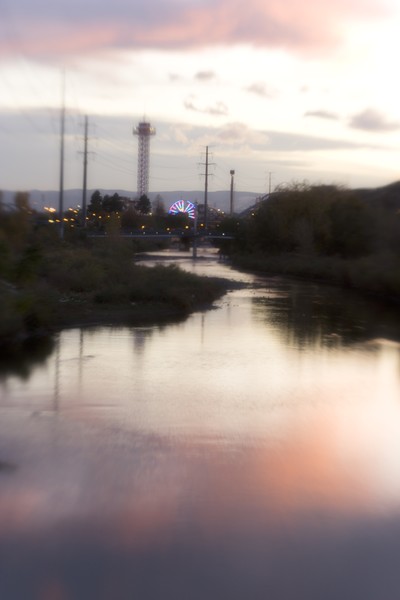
xmin=168 ymin=200 xmax=196 ymax=219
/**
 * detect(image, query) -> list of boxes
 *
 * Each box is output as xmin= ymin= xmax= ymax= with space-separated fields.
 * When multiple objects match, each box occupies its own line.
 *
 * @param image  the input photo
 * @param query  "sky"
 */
xmin=1 ymin=0 xmax=400 ymax=197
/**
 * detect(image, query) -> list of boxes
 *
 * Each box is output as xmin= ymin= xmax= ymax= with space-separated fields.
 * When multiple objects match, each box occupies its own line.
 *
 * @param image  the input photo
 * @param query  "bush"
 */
xmin=0 ymin=229 xmax=228 ymax=346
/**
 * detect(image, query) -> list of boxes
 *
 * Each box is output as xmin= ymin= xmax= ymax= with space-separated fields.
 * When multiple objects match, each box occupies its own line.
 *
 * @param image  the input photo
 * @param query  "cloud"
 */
xmin=349 ymin=108 xmax=400 ymax=132
xmin=169 ymin=73 xmax=182 ymax=82
xmin=165 ymin=123 xmax=194 ymax=146
xmin=184 ymin=97 xmax=228 ymax=116
xmin=0 ymin=0 xmax=389 ymax=60
xmin=244 ymin=83 xmax=276 ymax=98
xmin=304 ymin=110 xmax=339 ymax=120
xmin=266 ymin=130 xmax=360 ymax=152
xmin=171 ymin=120 xmax=363 ymax=153
xmin=168 ymin=70 xmax=216 ymax=85
xmin=216 ymin=122 xmax=268 ymax=145
xmin=195 ymin=71 xmax=216 ymax=81
xmin=183 ymin=97 xmax=197 ymax=112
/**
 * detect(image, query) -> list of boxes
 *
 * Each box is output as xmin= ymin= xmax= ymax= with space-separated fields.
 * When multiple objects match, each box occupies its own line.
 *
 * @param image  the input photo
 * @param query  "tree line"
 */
xmin=216 ymin=182 xmax=400 ymax=299
xmin=88 ymin=191 xmax=153 ymax=216
xmin=222 ymin=182 xmax=400 ymax=259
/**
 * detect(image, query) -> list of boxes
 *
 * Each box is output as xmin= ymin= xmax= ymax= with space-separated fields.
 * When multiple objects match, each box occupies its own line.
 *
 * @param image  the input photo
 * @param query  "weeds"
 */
xmin=0 ymin=235 xmax=227 ymax=348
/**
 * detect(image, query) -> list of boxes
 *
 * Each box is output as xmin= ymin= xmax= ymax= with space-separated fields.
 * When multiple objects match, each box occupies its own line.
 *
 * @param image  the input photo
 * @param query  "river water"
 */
xmin=1 ymin=249 xmax=400 ymax=599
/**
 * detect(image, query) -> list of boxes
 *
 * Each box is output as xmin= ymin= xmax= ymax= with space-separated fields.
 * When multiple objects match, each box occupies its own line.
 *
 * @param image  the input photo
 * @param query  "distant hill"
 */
xmin=1 ymin=189 xmax=261 ymax=214
xmin=3 ymin=182 xmax=400 ymax=214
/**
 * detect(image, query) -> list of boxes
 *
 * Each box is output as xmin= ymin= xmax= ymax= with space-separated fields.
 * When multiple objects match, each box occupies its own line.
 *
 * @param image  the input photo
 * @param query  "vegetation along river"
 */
xmin=1 ymin=247 xmax=400 ymax=599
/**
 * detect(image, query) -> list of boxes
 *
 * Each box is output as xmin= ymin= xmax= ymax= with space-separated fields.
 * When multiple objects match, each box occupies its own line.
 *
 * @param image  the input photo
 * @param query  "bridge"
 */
xmin=87 ymin=231 xmax=235 ymax=260
xmin=88 ymin=231 xmax=235 ymax=241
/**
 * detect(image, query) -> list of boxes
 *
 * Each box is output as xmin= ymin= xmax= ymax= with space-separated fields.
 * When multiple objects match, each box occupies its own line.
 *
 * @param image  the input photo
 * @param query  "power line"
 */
xmin=94 ymin=156 xmax=134 ymax=177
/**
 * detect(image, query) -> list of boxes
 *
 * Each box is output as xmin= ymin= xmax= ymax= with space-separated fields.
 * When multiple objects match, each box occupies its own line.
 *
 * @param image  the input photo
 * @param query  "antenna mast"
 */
xmin=133 ymin=121 xmax=156 ymax=197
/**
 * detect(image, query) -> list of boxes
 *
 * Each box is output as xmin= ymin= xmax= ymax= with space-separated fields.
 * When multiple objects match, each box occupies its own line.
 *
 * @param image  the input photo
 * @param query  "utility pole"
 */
xmin=82 ymin=115 xmax=88 ymax=227
xmin=204 ymin=146 xmax=209 ymax=229
xmin=230 ymin=169 xmax=235 ymax=215
xmin=192 ymin=202 xmax=198 ymax=260
xmin=199 ymin=146 xmax=214 ymax=230
xmin=59 ymin=71 xmax=66 ymax=239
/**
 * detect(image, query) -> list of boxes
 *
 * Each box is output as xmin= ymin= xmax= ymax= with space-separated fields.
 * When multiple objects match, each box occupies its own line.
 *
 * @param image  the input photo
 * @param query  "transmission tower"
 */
xmin=199 ymin=146 xmax=215 ymax=230
xmin=133 ymin=121 xmax=156 ymax=197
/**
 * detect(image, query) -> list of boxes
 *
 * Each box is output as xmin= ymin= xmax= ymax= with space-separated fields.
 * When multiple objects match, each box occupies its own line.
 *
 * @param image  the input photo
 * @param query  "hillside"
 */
xmin=353 ymin=181 xmax=400 ymax=210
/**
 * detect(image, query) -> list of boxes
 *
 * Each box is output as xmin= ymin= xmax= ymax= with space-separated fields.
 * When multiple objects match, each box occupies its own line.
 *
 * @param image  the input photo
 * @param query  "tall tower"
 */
xmin=133 ymin=121 xmax=156 ymax=197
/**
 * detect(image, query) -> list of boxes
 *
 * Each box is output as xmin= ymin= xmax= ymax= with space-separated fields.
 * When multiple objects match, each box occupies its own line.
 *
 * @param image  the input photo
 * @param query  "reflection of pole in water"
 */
xmin=53 ymin=335 xmax=61 ymax=413
xmin=78 ymin=329 xmax=84 ymax=396
xmin=133 ymin=328 xmax=153 ymax=357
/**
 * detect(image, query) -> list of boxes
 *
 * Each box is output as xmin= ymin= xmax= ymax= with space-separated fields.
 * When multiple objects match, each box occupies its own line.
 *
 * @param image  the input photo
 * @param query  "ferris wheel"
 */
xmin=168 ymin=200 xmax=196 ymax=219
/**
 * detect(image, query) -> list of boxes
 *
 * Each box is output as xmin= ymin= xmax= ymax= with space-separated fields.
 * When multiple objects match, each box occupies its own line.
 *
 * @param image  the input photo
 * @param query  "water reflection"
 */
xmin=0 ymin=336 xmax=54 ymax=380
xmin=253 ymin=277 xmax=400 ymax=348
xmin=132 ymin=326 xmax=156 ymax=356
xmin=2 ymin=259 xmax=400 ymax=598
xmin=2 ymin=414 xmax=400 ymax=598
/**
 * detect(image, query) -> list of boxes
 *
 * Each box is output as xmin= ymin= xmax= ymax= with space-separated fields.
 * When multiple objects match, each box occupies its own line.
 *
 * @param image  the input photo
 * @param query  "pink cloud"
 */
xmin=0 ymin=0 xmax=389 ymax=60
xmin=126 ymin=0 xmax=374 ymax=51
xmin=0 ymin=21 xmax=122 ymax=60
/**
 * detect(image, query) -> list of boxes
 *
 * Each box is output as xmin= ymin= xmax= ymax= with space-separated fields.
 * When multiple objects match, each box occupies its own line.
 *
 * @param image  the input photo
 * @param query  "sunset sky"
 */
xmin=1 ymin=0 xmax=400 ymax=196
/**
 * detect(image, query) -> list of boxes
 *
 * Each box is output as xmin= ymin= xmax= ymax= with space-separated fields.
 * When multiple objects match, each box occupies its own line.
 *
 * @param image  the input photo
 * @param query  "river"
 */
xmin=1 ymin=248 xmax=400 ymax=599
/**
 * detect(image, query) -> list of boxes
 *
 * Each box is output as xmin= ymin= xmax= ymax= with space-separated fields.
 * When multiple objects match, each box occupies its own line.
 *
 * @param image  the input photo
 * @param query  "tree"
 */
xmin=88 ymin=190 xmax=103 ymax=213
xmin=153 ymin=194 xmax=166 ymax=216
xmin=242 ymin=182 xmax=374 ymax=258
xmin=103 ymin=193 xmax=124 ymax=213
xmin=14 ymin=191 xmax=30 ymax=212
xmin=121 ymin=206 xmax=140 ymax=230
xmin=328 ymin=195 xmax=373 ymax=257
xmin=136 ymin=194 xmax=152 ymax=215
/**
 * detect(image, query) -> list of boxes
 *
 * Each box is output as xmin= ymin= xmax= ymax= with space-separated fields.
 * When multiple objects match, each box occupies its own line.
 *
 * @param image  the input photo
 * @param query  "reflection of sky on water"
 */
xmin=2 ymin=401 xmax=400 ymax=598
xmin=4 ymin=302 xmax=400 ymax=441
xmin=1 ymin=259 xmax=400 ymax=598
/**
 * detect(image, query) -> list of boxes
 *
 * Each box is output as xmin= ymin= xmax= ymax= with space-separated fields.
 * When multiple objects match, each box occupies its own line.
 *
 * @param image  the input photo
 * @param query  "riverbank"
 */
xmin=3 ymin=233 xmax=400 ymax=600
xmin=230 ymin=252 xmax=400 ymax=304
xmin=0 ymin=241 xmax=230 ymax=352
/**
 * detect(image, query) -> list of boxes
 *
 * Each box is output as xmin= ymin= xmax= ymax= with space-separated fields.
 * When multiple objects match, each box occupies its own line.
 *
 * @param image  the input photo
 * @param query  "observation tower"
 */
xmin=133 ymin=121 xmax=156 ymax=197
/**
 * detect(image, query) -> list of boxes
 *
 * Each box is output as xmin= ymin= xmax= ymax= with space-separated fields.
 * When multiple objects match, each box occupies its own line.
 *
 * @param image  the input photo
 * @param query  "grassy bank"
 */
xmin=0 ymin=237 xmax=229 ymax=351
xmin=231 ymin=252 xmax=400 ymax=302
